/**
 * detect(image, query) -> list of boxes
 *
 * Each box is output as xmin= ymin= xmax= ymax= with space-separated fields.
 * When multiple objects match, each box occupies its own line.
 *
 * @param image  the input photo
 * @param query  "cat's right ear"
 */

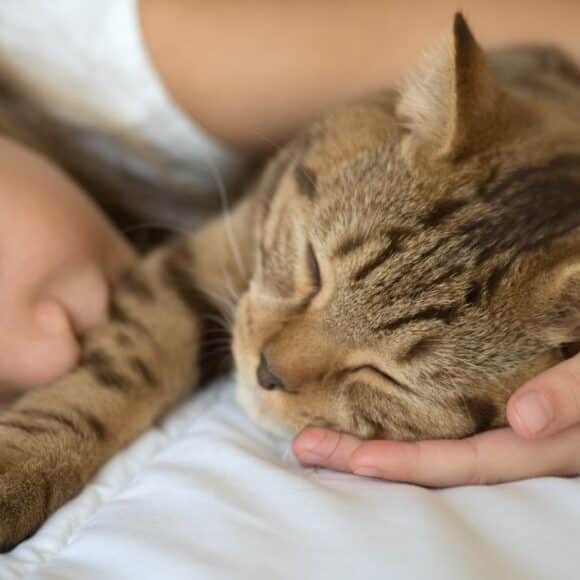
xmin=396 ymin=13 xmax=503 ymax=161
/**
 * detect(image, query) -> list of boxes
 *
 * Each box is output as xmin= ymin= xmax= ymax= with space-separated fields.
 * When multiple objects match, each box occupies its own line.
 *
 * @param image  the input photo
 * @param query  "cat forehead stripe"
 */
xmin=351 ymin=228 xmax=409 ymax=282
xmin=420 ymin=197 xmax=468 ymax=228
xmin=396 ymin=335 xmax=439 ymax=363
xmin=374 ymin=304 xmax=459 ymax=334
xmin=464 ymin=156 xmax=580 ymax=267
xmin=352 ymin=243 xmax=399 ymax=282
xmin=368 ymin=156 xmax=580 ymax=309
xmin=478 ymin=154 xmax=580 ymax=202
xmin=332 ymin=233 xmax=367 ymax=258
xmin=293 ymin=164 xmax=317 ymax=198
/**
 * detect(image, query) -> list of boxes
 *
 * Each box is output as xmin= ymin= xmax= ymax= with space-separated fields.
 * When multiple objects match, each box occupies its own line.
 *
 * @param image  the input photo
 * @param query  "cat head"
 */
xmin=233 ymin=14 xmax=580 ymax=440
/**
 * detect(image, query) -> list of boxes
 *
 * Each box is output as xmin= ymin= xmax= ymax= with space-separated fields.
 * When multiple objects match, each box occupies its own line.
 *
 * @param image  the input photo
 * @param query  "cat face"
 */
xmin=233 ymin=15 xmax=580 ymax=440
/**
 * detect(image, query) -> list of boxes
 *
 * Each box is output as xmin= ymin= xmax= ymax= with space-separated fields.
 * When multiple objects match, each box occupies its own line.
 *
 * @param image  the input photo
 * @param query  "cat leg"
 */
xmin=0 ymin=236 xmax=218 ymax=551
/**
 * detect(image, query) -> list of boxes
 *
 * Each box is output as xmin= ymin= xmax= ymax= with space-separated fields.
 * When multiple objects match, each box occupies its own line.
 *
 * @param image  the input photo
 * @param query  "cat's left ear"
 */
xmin=397 ymin=13 xmax=503 ymax=160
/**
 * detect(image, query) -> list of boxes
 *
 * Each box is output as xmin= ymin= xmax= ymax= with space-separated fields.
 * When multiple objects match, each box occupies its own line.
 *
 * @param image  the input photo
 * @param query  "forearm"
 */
xmin=140 ymin=0 xmax=580 ymax=152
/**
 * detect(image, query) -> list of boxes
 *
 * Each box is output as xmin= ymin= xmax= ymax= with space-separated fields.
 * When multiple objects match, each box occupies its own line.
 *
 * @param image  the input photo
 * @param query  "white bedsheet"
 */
xmin=1 ymin=376 xmax=579 ymax=580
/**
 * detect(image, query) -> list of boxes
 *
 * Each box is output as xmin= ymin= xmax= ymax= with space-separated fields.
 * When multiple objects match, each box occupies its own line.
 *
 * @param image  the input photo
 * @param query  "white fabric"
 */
xmin=1 ymin=376 xmax=579 ymax=580
xmin=0 ymin=0 xmax=244 ymax=192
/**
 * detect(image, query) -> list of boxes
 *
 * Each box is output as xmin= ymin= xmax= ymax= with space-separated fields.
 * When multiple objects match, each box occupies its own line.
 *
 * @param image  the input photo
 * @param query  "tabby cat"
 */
xmin=0 ymin=14 xmax=579 ymax=550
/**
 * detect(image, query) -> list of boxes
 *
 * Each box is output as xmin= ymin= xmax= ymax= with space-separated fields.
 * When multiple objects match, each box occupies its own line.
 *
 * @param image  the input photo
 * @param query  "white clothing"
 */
xmin=0 ymin=0 xmax=245 ymax=196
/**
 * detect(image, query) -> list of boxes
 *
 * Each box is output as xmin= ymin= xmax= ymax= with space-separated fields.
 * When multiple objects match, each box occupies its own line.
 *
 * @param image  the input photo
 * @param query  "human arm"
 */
xmin=0 ymin=137 xmax=136 ymax=396
xmin=140 ymin=0 xmax=580 ymax=152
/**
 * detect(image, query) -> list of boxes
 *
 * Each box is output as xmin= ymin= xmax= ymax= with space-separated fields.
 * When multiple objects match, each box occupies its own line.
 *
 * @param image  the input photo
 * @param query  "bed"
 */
xmin=1 ymin=375 xmax=579 ymax=579
xmin=1 ymin=3 xmax=580 ymax=576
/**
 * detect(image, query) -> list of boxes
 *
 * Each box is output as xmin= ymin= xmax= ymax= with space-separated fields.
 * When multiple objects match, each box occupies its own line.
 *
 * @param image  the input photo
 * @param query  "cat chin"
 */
xmin=235 ymin=377 xmax=295 ymax=437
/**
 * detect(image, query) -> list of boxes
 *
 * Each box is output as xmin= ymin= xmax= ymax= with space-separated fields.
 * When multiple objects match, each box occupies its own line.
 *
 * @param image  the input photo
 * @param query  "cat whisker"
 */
xmin=120 ymin=222 xmax=240 ymax=323
xmin=201 ymin=152 xmax=247 ymax=281
xmin=247 ymin=131 xmax=282 ymax=153
xmin=220 ymin=262 xmax=242 ymax=305
xmin=191 ymin=283 xmax=237 ymax=322
xmin=202 ymin=320 xmax=232 ymax=332
xmin=120 ymin=221 xmax=191 ymax=238
xmin=201 ymin=314 xmax=233 ymax=333
xmin=202 ymin=339 xmax=232 ymax=350
xmin=119 ymin=220 xmax=238 ymax=319
xmin=200 ymin=346 xmax=233 ymax=362
xmin=202 ymin=289 xmax=236 ymax=316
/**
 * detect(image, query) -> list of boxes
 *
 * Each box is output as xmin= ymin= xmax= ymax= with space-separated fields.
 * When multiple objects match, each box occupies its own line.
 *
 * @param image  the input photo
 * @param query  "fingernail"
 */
xmin=353 ymin=467 xmax=382 ymax=479
xmin=295 ymin=429 xmax=330 ymax=465
xmin=515 ymin=392 xmax=553 ymax=434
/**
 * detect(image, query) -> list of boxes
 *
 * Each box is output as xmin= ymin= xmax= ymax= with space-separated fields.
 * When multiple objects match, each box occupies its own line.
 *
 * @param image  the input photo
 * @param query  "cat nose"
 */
xmin=257 ymin=352 xmax=287 ymax=391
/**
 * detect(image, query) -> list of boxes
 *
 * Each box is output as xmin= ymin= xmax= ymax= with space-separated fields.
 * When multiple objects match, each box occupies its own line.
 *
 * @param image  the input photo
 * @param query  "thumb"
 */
xmin=507 ymin=353 xmax=580 ymax=439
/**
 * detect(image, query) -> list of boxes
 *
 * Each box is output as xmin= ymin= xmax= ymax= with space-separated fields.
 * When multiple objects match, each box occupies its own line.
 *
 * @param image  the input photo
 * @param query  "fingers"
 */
xmin=376 ymin=428 xmax=579 ymax=486
xmin=351 ymin=438 xmax=482 ymax=487
xmin=293 ymin=426 xmax=580 ymax=487
xmin=294 ymin=429 xmax=481 ymax=486
xmin=508 ymin=353 xmax=580 ymax=439
xmin=292 ymin=428 xmax=364 ymax=472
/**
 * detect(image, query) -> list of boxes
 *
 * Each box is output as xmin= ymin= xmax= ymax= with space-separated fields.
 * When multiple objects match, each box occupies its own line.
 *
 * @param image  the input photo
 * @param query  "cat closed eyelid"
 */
xmin=306 ymin=242 xmax=321 ymax=292
xmin=345 ymin=364 xmax=411 ymax=392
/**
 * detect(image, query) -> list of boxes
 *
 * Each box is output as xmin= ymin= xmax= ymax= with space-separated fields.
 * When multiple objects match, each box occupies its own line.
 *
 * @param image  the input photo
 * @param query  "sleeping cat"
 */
xmin=0 ymin=13 xmax=579 ymax=550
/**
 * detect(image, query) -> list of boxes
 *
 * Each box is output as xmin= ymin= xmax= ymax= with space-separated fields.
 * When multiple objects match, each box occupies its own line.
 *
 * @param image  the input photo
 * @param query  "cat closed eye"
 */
xmin=350 ymin=365 xmax=407 ymax=389
xmin=306 ymin=242 xmax=322 ymax=293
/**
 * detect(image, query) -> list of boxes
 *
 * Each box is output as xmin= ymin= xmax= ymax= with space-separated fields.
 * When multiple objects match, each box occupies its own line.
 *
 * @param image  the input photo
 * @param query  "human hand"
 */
xmin=0 ymin=137 xmax=135 ymax=395
xmin=293 ymin=353 xmax=580 ymax=486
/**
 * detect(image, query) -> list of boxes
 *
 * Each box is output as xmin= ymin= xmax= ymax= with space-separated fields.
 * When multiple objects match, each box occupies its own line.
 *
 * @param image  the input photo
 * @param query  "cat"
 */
xmin=0 ymin=13 xmax=580 ymax=551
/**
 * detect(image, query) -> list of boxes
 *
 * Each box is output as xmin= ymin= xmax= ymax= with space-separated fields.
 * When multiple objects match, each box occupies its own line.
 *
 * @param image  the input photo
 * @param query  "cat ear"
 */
xmin=397 ymin=13 xmax=502 ymax=159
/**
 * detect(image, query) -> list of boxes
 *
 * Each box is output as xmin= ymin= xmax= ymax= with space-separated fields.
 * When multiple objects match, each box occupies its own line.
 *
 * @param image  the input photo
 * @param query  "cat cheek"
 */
xmin=235 ymin=380 xmax=264 ymax=422
xmin=235 ymin=378 xmax=295 ymax=436
xmin=231 ymin=297 xmax=260 ymax=382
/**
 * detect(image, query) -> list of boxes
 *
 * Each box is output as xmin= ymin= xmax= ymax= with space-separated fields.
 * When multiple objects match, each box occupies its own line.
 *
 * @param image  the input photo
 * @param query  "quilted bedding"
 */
xmin=1 ymin=376 xmax=579 ymax=580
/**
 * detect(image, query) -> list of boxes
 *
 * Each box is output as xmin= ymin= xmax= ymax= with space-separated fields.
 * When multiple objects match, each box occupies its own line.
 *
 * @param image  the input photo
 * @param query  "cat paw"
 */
xmin=0 ymin=452 xmax=84 ymax=552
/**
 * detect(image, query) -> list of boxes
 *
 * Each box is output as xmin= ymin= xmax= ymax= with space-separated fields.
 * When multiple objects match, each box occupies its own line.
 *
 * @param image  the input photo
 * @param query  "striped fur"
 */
xmin=1 ymin=14 xmax=580 ymax=549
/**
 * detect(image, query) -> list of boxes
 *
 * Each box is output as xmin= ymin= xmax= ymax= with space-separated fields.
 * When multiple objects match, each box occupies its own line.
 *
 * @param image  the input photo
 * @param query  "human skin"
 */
xmin=0 ymin=137 xmax=135 ymax=398
xmin=1 ymin=0 xmax=580 ymax=483
xmin=140 ymin=0 xmax=580 ymax=151
xmin=292 ymin=355 xmax=580 ymax=485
